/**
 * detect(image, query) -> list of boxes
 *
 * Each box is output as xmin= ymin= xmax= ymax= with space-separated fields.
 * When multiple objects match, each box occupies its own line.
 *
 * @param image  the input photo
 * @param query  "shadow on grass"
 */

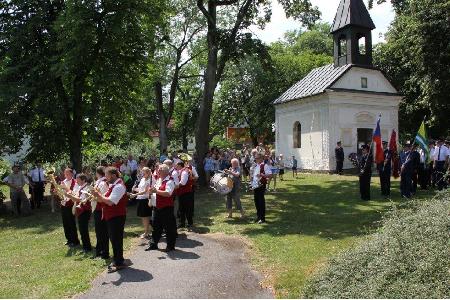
xmin=194 ymin=177 xmax=435 ymax=241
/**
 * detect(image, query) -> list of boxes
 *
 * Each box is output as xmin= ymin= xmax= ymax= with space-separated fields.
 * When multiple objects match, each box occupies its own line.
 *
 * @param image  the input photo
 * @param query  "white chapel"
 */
xmin=274 ymin=0 xmax=401 ymax=171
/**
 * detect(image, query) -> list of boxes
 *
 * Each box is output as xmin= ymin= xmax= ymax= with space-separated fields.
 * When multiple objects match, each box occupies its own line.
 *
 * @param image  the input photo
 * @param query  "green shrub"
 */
xmin=303 ymin=192 xmax=450 ymax=299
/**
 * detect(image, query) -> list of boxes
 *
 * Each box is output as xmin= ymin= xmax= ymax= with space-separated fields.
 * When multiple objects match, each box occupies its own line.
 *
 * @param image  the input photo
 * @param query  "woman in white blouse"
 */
xmin=131 ymin=167 xmax=152 ymax=239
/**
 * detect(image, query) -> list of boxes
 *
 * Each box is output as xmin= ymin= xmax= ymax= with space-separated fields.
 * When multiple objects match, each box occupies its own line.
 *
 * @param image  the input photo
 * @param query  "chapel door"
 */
xmin=357 ymin=128 xmax=373 ymax=154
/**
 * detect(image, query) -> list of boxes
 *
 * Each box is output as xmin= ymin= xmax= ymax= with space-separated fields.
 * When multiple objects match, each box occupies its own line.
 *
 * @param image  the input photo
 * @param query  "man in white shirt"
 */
xmin=92 ymin=166 xmax=110 ymax=259
xmin=127 ymin=154 xmax=138 ymax=183
xmin=2 ymin=165 xmax=31 ymax=215
xmin=252 ymin=153 xmax=272 ymax=224
xmin=145 ymin=164 xmax=177 ymax=252
xmin=28 ymin=162 xmax=46 ymax=209
xmin=163 ymin=159 xmax=180 ymax=188
xmin=433 ymin=138 xmax=449 ymax=190
xmin=93 ymin=167 xmax=128 ymax=273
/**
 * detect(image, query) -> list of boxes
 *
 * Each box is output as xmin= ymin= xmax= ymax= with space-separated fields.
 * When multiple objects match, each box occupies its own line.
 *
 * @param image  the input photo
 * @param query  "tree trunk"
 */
xmin=69 ymin=75 xmax=85 ymax=172
xmin=182 ymin=114 xmax=188 ymax=151
xmin=154 ymin=81 xmax=169 ymax=153
xmin=195 ymin=2 xmax=217 ymax=185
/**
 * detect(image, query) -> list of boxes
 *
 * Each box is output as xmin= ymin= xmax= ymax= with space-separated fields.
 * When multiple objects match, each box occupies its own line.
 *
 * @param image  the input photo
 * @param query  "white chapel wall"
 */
xmin=275 ymin=95 xmax=330 ymax=171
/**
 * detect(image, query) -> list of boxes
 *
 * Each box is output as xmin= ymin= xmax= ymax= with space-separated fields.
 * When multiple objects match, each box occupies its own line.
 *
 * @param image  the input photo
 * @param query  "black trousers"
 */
xmin=379 ymin=168 xmax=391 ymax=196
xmin=253 ymin=186 xmax=266 ymax=221
xmin=151 ymin=206 xmax=177 ymax=249
xmin=336 ymin=161 xmax=343 ymax=174
xmin=31 ymin=182 xmax=44 ymax=209
xmin=107 ymin=215 xmax=126 ymax=266
xmin=61 ymin=205 xmax=79 ymax=244
xmin=359 ymin=174 xmax=371 ymax=200
xmin=93 ymin=210 xmax=109 ymax=257
xmin=179 ymin=192 xmax=194 ymax=226
xmin=435 ymin=161 xmax=446 ymax=190
xmin=400 ymin=171 xmax=412 ymax=198
xmin=418 ymin=163 xmax=429 ymax=190
xmin=77 ymin=210 xmax=92 ymax=251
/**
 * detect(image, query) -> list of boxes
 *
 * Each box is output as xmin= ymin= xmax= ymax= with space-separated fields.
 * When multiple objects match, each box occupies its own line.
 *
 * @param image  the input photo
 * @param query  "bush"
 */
xmin=303 ymin=192 xmax=450 ymax=299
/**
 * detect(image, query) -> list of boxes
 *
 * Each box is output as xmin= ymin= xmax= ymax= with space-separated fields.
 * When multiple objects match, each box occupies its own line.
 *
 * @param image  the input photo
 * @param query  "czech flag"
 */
xmin=373 ymin=117 xmax=384 ymax=164
xmin=389 ymin=129 xmax=400 ymax=178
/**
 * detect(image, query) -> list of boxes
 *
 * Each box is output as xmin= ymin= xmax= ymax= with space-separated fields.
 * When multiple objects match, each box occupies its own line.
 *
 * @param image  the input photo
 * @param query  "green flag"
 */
xmin=415 ymin=120 xmax=430 ymax=162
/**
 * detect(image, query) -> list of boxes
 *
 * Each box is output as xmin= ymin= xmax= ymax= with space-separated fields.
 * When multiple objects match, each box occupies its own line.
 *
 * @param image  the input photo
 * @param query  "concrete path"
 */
xmin=78 ymin=233 xmax=273 ymax=299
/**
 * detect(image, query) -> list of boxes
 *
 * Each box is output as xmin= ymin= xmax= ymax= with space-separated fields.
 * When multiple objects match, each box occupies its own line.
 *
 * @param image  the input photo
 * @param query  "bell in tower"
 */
xmin=331 ymin=0 xmax=376 ymax=68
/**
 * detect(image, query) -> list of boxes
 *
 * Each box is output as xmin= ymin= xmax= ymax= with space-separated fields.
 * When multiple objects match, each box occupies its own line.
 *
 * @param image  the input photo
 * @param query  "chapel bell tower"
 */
xmin=331 ymin=0 xmax=376 ymax=67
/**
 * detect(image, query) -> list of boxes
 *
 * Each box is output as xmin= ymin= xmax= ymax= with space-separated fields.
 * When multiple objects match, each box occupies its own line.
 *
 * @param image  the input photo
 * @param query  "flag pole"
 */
xmin=403 ymin=115 xmax=427 ymax=171
xmin=361 ymin=114 xmax=381 ymax=173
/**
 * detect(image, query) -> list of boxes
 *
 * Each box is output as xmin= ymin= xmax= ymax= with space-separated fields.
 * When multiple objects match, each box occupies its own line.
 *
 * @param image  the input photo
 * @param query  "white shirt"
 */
xmin=430 ymin=147 xmax=435 ymax=159
xmin=418 ymin=149 xmax=426 ymax=163
xmin=61 ymin=178 xmax=75 ymax=205
xmin=28 ymin=167 xmax=45 ymax=182
xmin=120 ymin=164 xmax=131 ymax=175
xmin=170 ymin=168 xmax=180 ymax=187
xmin=433 ymin=145 xmax=449 ymax=161
xmin=94 ymin=177 xmax=109 ymax=195
xmin=127 ymin=159 xmax=138 ymax=172
xmin=136 ymin=177 xmax=152 ymax=200
xmin=107 ymin=179 xmax=126 ymax=205
xmin=151 ymin=175 xmax=175 ymax=206
xmin=179 ymin=169 xmax=190 ymax=186
xmin=3 ymin=173 xmax=29 ymax=189
xmin=73 ymin=183 xmax=89 ymax=201
xmin=252 ymin=163 xmax=272 ymax=188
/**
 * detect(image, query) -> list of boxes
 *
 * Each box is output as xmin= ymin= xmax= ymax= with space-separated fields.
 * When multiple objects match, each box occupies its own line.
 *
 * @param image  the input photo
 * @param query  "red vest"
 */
xmin=94 ymin=178 xmax=108 ymax=212
xmin=102 ymin=180 xmax=128 ymax=221
xmin=259 ymin=163 xmax=267 ymax=185
xmin=156 ymin=179 xmax=174 ymax=209
xmin=75 ymin=184 xmax=91 ymax=216
xmin=177 ymin=167 xmax=193 ymax=195
xmin=62 ymin=179 xmax=76 ymax=207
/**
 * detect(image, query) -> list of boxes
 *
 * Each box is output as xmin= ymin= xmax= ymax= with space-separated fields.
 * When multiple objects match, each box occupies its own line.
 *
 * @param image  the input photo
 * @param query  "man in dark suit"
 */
xmin=377 ymin=141 xmax=392 ymax=198
xmin=335 ymin=141 xmax=344 ymax=175
xmin=359 ymin=145 xmax=373 ymax=201
xmin=400 ymin=142 xmax=414 ymax=198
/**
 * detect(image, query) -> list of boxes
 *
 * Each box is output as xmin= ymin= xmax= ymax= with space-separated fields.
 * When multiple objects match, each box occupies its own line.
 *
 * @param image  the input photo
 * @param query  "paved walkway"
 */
xmin=78 ymin=233 xmax=273 ymax=299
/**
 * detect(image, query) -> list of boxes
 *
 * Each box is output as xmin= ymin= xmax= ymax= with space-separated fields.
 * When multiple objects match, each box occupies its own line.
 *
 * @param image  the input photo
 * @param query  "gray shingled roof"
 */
xmin=273 ymin=64 xmax=352 ymax=105
xmin=331 ymin=0 xmax=376 ymax=33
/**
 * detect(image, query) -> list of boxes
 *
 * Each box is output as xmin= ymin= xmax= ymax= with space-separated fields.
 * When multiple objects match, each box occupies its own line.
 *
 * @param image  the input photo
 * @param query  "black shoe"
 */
xmin=64 ymin=241 xmax=70 ymax=246
xmin=254 ymin=219 xmax=260 ymax=223
xmin=145 ymin=244 xmax=158 ymax=251
xmin=177 ymin=224 xmax=185 ymax=229
xmin=257 ymin=220 xmax=266 ymax=224
xmin=83 ymin=248 xmax=92 ymax=254
xmin=162 ymin=247 xmax=175 ymax=253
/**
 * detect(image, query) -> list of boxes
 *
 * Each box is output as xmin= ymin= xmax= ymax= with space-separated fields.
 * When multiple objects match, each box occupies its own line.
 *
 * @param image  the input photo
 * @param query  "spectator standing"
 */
xmin=2 ymin=165 xmax=31 ymax=215
xmin=335 ymin=141 xmax=345 ymax=175
xmin=278 ymin=154 xmax=285 ymax=181
xmin=224 ymin=158 xmax=244 ymax=218
xmin=291 ymin=155 xmax=298 ymax=178
xmin=28 ymin=162 xmax=46 ymax=209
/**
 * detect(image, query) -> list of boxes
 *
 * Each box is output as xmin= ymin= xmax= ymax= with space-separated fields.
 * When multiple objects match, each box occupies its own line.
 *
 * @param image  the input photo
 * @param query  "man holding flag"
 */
xmin=373 ymin=118 xmax=391 ymax=198
xmin=414 ymin=120 xmax=431 ymax=190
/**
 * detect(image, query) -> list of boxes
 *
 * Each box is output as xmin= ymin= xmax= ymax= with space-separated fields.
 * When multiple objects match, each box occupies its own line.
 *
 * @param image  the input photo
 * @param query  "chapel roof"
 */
xmin=273 ymin=64 xmax=351 ymax=105
xmin=331 ymin=0 xmax=376 ymax=33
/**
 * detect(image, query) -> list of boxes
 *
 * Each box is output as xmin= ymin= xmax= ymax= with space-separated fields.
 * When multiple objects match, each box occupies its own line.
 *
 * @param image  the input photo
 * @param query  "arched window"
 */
xmin=357 ymin=34 xmax=366 ymax=55
xmin=338 ymin=35 xmax=347 ymax=57
xmin=293 ymin=122 xmax=301 ymax=148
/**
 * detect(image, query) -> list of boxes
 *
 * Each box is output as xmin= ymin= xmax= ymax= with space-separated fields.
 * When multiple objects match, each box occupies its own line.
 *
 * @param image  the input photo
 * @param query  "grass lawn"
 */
xmin=0 ymin=174 xmax=433 ymax=298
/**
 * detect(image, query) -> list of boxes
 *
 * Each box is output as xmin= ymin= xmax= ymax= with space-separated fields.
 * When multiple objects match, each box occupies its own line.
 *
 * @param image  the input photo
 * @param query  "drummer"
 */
xmin=224 ymin=158 xmax=244 ymax=218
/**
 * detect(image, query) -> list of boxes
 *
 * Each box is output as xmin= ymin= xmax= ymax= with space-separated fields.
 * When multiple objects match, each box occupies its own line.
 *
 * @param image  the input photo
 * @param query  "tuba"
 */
xmin=44 ymin=169 xmax=66 ymax=201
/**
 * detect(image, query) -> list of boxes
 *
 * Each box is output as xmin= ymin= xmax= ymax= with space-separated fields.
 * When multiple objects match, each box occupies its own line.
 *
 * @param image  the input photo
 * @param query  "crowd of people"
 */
xmin=1 ymin=145 xmax=302 ymax=273
xmin=335 ymin=138 xmax=450 ymax=201
xmin=4 ymin=137 xmax=447 ymax=273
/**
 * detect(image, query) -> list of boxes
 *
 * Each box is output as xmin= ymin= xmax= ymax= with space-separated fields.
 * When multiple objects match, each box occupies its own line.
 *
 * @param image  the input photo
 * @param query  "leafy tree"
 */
xmin=149 ymin=0 xmax=206 ymax=152
xmin=373 ymin=0 xmax=450 ymax=137
xmin=194 ymin=0 xmax=321 ymax=175
xmin=0 ymin=0 xmax=163 ymax=171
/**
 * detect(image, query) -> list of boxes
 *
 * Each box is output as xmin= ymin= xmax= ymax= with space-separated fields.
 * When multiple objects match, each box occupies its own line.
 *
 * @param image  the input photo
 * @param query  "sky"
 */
xmin=251 ymin=0 xmax=395 ymax=44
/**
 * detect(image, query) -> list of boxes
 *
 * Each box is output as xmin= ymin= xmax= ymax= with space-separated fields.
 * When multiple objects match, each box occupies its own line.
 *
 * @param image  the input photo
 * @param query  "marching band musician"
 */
xmin=93 ymin=167 xmax=128 ymax=273
xmin=252 ymin=153 xmax=272 ymax=224
xmin=64 ymin=174 xmax=92 ymax=253
xmin=175 ymin=161 xmax=194 ymax=229
xmin=92 ymin=167 xmax=110 ymax=259
xmin=224 ymin=158 xmax=244 ymax=219
xmin=58 ymin=168 xmax=80 ymax=247
xmin=131 ymin=167 xmax=153 ymax=239
xmin=145 ymin=164 xmax=177 ymax=252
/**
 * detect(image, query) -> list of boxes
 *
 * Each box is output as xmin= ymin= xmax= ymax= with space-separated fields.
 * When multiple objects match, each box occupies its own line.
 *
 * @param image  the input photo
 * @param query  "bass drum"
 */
xmin=210 ymin=173 xmax=233 ymax=195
